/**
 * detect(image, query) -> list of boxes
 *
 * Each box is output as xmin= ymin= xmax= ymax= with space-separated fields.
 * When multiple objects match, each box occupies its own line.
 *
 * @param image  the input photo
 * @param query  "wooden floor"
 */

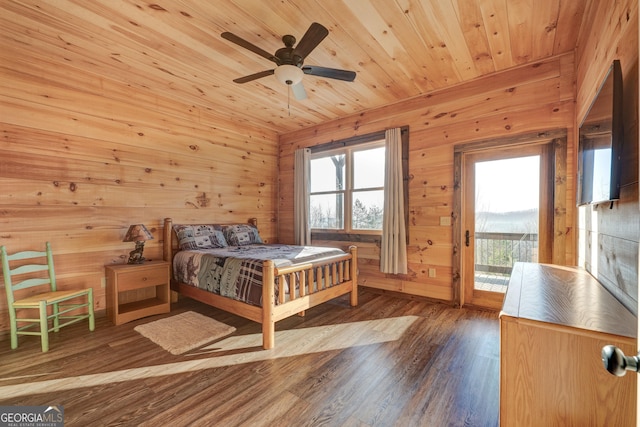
xmin=0 ymin=290 xmax=500 ymax=427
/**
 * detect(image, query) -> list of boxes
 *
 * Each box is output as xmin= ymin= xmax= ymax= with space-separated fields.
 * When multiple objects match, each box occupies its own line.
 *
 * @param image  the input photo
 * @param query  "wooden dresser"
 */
xmin=500 ymin=262 xmax=637 ymax=426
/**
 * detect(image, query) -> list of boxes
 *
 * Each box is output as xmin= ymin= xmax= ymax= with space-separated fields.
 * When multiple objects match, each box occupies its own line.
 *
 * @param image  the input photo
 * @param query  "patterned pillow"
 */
xmin=223 ymin=224 xmax=263 ymax=246
xmin=173 ymin=224 xmax=228 ymax=250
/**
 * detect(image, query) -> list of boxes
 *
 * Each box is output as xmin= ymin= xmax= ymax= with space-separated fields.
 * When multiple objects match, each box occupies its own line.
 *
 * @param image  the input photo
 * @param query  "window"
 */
xmin=310 ymin=141 xmax=386 ymax=233
xmin=307 ymin=126 xmax=409 ymax=242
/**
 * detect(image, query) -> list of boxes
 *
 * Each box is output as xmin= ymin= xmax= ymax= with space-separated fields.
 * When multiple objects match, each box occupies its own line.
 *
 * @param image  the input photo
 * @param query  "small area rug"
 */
xmin=134 ymin=311 xmax=236 ymax=355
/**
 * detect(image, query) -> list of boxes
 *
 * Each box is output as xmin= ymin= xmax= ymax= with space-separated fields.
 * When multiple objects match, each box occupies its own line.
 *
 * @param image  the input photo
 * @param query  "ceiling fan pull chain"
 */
xmin=287 ymin=84 xmax=291 ymax=116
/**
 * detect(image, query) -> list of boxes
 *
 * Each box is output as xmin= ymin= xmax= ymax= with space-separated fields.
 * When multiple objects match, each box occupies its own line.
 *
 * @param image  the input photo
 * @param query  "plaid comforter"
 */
xmin=173 ymin=244 xmax=345 ymax=307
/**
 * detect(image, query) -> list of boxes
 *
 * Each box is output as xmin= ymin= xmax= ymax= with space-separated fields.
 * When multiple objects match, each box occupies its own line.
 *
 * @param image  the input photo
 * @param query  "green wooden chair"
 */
xmin=1 ymin=242 xmax=95 ymax=352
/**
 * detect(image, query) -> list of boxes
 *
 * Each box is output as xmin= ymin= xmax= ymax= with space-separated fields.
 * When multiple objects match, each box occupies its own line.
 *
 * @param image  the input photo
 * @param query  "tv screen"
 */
xmin=577 ymin=60 xmax=623 ymax=206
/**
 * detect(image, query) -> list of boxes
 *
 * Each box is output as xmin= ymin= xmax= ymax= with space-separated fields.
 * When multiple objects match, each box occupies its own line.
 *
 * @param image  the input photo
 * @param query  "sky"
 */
xmin=475 ymin=155 xmax=540 ymax=213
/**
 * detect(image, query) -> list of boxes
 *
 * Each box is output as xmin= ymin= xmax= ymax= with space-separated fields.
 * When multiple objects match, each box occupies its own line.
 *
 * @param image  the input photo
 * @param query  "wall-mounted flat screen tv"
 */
xmin=577 ymin=59 xmax=624 ymax=206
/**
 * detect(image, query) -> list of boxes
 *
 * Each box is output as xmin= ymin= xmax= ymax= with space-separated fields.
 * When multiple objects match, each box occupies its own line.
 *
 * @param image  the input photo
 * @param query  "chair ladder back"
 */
xmin=1 ymin=242 xmax=57 ymax=293
xmin=1 ymin=245 xmax=15 ymax=306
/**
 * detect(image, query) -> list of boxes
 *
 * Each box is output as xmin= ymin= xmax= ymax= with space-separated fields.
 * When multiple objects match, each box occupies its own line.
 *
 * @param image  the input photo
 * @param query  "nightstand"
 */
xmin=105 ymin=260 xmax=170 ymax=325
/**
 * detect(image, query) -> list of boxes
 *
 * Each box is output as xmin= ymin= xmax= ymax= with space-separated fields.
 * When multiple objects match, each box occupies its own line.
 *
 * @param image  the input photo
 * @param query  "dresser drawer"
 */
xmin=116 ymin=265 xmax=168 ymax=292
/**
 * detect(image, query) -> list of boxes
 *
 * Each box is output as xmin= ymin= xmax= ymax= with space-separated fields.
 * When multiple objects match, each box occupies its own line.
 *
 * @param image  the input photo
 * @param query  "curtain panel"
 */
xmin=381 ymin=128 xmax=408 ymax=274
xmin=294 ymin=148 xmax=311 ymax=246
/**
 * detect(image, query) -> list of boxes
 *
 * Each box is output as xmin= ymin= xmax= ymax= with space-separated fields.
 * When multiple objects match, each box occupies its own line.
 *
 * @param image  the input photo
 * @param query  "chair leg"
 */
xmin=52 ymin=302 xmax=60 ymax=333
xmin=39 ymin=300 xmax=49 ymax=353
xmin=8 ymin=308 xmax=18 ymax=350
xmin=87 ymin=288 xmax=95 ymax=331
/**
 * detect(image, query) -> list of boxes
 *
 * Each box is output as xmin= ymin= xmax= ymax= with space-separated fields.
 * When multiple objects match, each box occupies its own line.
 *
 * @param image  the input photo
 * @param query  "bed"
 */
xmin=162 ymin=217 xmax=358 ymax=349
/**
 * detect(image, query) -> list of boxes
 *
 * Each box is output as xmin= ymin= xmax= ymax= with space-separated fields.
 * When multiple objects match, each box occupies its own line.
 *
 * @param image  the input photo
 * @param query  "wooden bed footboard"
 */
xmin=163 ymin=217 xmax=358 ymax=349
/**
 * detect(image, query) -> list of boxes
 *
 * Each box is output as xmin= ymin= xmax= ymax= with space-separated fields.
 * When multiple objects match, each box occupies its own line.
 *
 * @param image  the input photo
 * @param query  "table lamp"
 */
xmin=123 ymin=224 xmax=153 ymax=264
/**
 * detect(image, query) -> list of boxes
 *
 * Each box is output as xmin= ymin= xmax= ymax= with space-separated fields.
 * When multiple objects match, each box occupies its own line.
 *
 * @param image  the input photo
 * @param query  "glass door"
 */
xmin=462 ymin=144 xmax=551 ymax=308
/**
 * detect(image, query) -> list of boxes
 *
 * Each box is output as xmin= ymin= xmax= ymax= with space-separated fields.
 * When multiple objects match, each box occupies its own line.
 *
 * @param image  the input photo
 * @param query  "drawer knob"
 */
xmin=602 ymin=345 xmax=640 ymax=376
xmin=142 ymin=276 xmax=148 ymax=281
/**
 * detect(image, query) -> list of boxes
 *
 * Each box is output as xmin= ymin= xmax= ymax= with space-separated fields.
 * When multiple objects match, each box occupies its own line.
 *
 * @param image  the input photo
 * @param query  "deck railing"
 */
xmin=474 ymin=232 xmax=538 ymax=276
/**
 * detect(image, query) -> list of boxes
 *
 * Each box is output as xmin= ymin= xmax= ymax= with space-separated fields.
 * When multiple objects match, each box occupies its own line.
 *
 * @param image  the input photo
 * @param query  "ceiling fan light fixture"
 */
xmin=274 ymin=64 xmax=303 ymax=85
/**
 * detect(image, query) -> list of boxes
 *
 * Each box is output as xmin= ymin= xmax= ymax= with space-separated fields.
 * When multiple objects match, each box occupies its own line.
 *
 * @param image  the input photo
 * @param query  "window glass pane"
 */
xmin=352 ymin=190 xmax=384 ymax=230
xmin=310 ymin=193 xmax=344 ymax=229
xmin=310 ymin=155 xmax=346 ymax=192
xmin=474 ymin=155 xmax=540 ymax=292
xmin=354 ymin=146 xmax=385 ymax=189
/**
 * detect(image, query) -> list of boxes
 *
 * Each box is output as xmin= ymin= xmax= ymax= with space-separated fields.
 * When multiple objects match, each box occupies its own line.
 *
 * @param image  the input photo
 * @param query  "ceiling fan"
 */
xmin=221 ymin=22 xmax=356 ymax=100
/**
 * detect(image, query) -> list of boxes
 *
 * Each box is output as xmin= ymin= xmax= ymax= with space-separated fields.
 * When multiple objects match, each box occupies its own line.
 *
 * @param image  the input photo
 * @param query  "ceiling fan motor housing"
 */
xmin=275 ymin=35 xmax=304 ymax=68
xmin=274 ymin=35 xmax=304 ymax=85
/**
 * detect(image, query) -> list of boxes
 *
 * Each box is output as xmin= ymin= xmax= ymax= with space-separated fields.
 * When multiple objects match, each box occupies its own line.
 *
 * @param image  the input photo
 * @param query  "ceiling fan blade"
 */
xmin=291 ymin=82 xmax=308 ymax=100
xmin=293 ymin=22 xmax=329 ymax=59
xmin=302 ymin=65 xmax=356 ymax=82
xmin=233 ymin=69 xmax=275 ymax=83
xmin=221 ymin=32 xmax=279 ymax=64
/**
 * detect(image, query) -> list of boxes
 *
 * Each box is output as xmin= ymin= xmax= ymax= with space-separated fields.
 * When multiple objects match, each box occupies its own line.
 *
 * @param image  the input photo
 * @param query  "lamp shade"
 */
xmin=274 ymin=64 xmax=303 ymax=85
xmin=123 ymin=224 xmax=154 ymax=242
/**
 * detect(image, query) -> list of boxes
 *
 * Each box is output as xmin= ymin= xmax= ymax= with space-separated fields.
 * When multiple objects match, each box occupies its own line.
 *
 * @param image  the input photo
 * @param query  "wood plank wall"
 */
xmin=576 ymin=0 xmax=639 ymax=314
xmin=0 ymin=51 xmax=279 ymax=334
xmin=279 ymin=53 xmax=577 ymax=302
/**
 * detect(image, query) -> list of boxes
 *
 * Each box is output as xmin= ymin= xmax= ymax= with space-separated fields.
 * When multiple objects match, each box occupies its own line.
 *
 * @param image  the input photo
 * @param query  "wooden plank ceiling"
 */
xmin=1 ymin=0 xmax=590 ymax=134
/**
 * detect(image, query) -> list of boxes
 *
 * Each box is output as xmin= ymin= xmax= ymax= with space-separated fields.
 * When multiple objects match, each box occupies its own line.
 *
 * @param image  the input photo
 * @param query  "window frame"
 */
xmin=309 ymin=127 xmax=409 ymax=243
xmin=310 ymin=140 xmax=386 ymax=234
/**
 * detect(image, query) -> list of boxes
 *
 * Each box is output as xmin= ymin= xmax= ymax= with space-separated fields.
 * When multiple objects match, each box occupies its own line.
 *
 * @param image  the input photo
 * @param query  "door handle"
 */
xmin=465 ymin=230 xmax=470 ymax=247
xmin=601 ymin=345 xmax=640 ymax=376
